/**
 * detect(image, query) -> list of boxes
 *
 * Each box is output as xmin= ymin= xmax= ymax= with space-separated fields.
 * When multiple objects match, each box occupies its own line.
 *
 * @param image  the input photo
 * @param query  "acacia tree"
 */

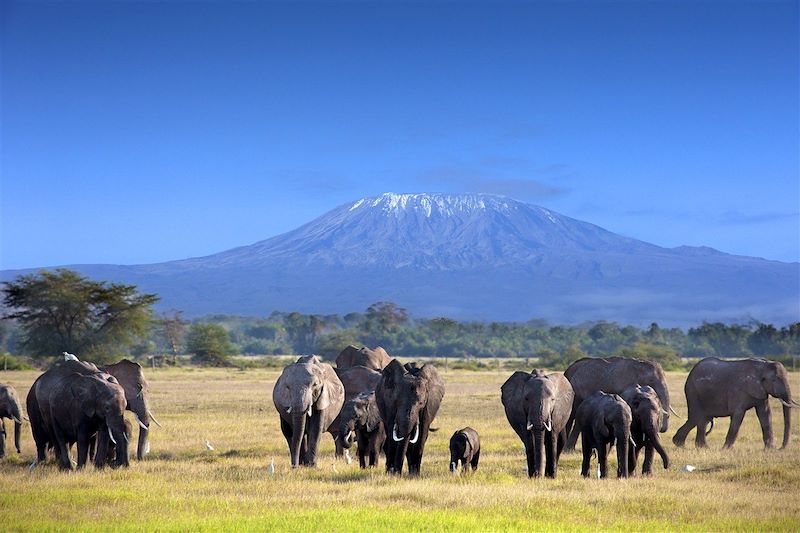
xmin=161 ymin=310 xmax=186 ymax=364
xmin=186 ymin=323 xmax=233 ymax=366
xmin=2 ymin=269 xmax=159 ymax=362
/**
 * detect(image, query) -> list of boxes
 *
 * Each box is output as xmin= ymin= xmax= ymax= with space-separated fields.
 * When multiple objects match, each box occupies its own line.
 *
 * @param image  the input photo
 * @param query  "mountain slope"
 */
xmin=2 ymin=193 xmax=797 ymax=326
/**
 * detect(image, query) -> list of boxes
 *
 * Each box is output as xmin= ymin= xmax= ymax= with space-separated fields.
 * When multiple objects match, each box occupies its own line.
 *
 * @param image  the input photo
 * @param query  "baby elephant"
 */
xmin=621 ymin=384 xmax=670 ymax=476
xmin=575 ymin=391 xmax=633 ymax=479
xmin=449 ymin=427 xmax=480 ymax=473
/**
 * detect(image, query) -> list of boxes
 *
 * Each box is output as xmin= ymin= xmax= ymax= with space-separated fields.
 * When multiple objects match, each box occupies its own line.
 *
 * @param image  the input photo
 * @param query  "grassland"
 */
xmin=1 ymin=365 xmax=798 ymax=532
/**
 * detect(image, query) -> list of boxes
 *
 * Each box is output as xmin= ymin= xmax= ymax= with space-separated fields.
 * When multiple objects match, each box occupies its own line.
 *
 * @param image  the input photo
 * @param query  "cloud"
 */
xmin=719 ymin=211 xmax=799 ymax=225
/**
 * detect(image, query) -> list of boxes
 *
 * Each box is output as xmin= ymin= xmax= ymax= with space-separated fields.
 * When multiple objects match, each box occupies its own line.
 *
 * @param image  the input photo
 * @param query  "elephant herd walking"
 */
xmin=0 ymin=350 xmax=796 ymax=479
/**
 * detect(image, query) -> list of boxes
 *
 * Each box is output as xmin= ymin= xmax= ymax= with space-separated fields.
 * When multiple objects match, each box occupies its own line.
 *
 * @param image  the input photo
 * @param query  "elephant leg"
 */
xmin=384 ymin=437 xmax=397 ymax=473
xmin=723 ymin=410 xmax=746 ymax=449
xmin=52 ymin=422 xmax=72 ymax=471
xmin=470 ymin=449 xmax=480 ymax=471
xmin=642 ymin=444 xmax=654 ymax=476
xmin=76 ymin=428 xmax=90 ymax=469
xmin=580 ymin=433 xmax=592 ymax=478
xmin=672 ymin=419 xmax=695 ymax=448
xmin=524 ymin=436 xmax=536 ymax=479
xmin=545 ymin=430 xmax=557 ymax=478
xmin=563 ymin=409 xmax=578 ymax=452
xmin=695 ymin=418 xmax=711 ymax=448
xmin=556 ymin=428 xmax=566 ymax=460
xmin=754 ymin=400 xmax=774 ymax=449
xmin=0 ymin=419 xmax=5 ymax=458
xmin=597 ymin=442 xmax=609 ymax=479
xmin=627 ymin=441 xmax=636 ymax=477
xmin=462 ymin=454 xmax=470 ymax=473
xmin=407 ymin=440 xmax=424 ymax=476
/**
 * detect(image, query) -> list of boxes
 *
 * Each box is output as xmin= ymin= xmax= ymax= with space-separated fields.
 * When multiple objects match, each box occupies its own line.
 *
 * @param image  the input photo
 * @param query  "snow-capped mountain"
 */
xmin=2 ymin=193 xmax=797 ymax=326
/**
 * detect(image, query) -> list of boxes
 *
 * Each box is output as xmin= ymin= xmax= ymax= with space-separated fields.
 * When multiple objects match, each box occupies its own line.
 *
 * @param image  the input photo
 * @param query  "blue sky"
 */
xmin=1 ymin=0 xmax=798 ymax=269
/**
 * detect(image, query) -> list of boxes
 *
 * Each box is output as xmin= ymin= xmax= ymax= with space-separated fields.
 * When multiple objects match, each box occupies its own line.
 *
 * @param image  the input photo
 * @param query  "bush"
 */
xmin=615 ymin=342 xmax=685 ymax=371
xmin=187 ymin=323 xmax=234 ymax=367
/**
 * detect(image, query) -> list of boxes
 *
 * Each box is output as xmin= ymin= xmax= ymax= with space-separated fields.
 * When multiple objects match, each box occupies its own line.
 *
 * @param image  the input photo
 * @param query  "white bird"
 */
xmin=267 ymin=457 xmax=275 ymax=476
xmin=344 ymin=450 xmax=353 ymax=465
xmin=683 ymin=464 xmax=696 ymax=473
xmin=596 ymin=465 xmax=601 ymax=478
xmin=63 ymin=352 xmax=79 ymax=361
xmin=205 ymin=440 xmax=214 ymax=451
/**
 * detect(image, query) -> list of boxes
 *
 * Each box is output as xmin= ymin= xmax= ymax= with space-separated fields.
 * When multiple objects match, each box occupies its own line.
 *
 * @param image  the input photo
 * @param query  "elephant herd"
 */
xmin=0 ymin=349 xmax=796 ymax=479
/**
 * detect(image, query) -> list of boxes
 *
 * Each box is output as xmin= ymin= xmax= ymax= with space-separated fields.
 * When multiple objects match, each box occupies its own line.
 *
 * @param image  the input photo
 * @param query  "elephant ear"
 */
xmin=743 ymin=374 xmax=767 ymax=400
xmin=419 ymin=365 xmax=445 ymax=420
xmin=501 ymin=372 xmax=530 ymax=409
xmin=70 ymin=378 xmax=96 ymax=419
xmin=593 ymin=414 xmax=610 ymax=439
xmin=382 ymin=359 xmax=406 ymax=390
xmin=273 ymin=373 xmax=291 ymax=409
xmin=315 ymin=365 xmax=343 ymax=411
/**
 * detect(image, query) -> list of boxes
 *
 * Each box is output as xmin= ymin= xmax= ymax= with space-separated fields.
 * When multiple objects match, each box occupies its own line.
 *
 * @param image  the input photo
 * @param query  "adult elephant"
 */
xmin=564 ymin=356 xmax=675 ymax=451
xmin=28 ymin=360 xmax=129 ymax=470
xmin=575 ymin=391 xmax=633 ymax=479
xmin=672 ymin=357 xmax=798 ymax=449
xmin=0 ymin=384 xmax=24 ymax=458
xmin=621 ymin=385 xmax=670 ymax=475
xmin=273 ymin=355 xmax=345 ymax=467
xmin=336 ymin=345 xmax=392 ymax=371
xmin=501 ymin=370 xmax=574 ymax=478
xmin=375 ymin=360 xmax=444 ymax=476
xmin=331 ymin=365 xmax=381 ymax=457
xmin=101 ymin=359 xmax=161 ymax=460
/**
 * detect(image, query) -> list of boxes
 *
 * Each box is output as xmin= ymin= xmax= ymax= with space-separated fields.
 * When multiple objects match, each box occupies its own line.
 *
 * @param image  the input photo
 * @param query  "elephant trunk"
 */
xmin=653 ymin=382 xmax=670 ymax=433
xmin=109 ymin=418 xmax=129 ymax=468
xmin=290 ymin=412 xmax=307 ymax=467
xmin=645 ymin=418 xmax=670 ymax=469
xmin=781 ymin=403 xmax=791 ymax=449
xmin=615 ymin=428 xmax=630 ymax=478
xmin=11 ymin=402 xmax=22 ymax=453
xmin=131 ymin=400 xmax=150 ymax=461
xmin=532 ymin=429 xmax=545 ymax=478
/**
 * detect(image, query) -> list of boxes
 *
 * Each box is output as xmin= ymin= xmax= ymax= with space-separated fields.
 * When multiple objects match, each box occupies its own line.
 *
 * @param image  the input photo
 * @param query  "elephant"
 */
xmin=0 ymin=384 xmax=24 ymax=458
xmin=27 ymin=360 xmax=129 ymax=470
xmin=501 ymin=370 xmax=574 ymax=478
xmin=449 ymin=427 xmax=480 ymax=474
xmin=336 ymin=345 xmax=392 ymax=371
xmin=101 ymin=359 xmax=161 ymax=460
xmin=672 ymin=357 xmax=798 ymax=449
xmin=338 ymin=391 xmax=385 ymax=468
xmin=97 ymin=418 xmax=133 ymax=466
xmin=621 ymin=384 xmax=670 ymax=475
xmin=375 ymin=360 xmax=444 ymax=476
xmin=564 ymin=356 xmax=675 ymax=451
xmin=575 ymin=391 xmax=633 ymax=479
xmin=273 ymin=355 xmax=345 ymax=467
xmin=331 ymin=365 xmax=382 ymax=459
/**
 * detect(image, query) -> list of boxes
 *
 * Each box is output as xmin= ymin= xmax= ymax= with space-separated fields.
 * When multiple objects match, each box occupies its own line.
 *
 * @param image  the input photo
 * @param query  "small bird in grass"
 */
xmin=205 ymin=440 xmax=214 ymax=451
xmin=344 ymin=450 xmax=353 ymax=465
xmin=63 ymin=352 xmax=79 ymax=361
xmin=267 ymin=457 xmax=275 ymax=476
xmin=683 ymin=464 xmax=696 ymax=473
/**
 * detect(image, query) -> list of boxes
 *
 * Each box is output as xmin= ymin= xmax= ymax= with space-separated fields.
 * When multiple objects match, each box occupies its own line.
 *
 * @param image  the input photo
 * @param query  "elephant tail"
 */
xmin=704 ymin=419 xmax=714 ymax=436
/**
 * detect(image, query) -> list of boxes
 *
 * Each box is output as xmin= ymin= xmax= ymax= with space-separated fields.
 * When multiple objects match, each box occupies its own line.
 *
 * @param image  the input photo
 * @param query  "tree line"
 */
xmin=2 ymin=269 xmax=798 ymax=370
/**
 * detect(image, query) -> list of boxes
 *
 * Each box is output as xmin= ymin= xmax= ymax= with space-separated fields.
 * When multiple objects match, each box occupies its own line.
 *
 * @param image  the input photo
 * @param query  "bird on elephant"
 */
xmin=0 ymin=383 xmax=25 ymax=459
xmin=331 ymin=365 xmax=382 ymax=459
xmin=563 ymin=356 xmax=677 ymax=452
xmin=621 ymin=384 xmax=670 ymax=476
xmin=338 ymin=391 xmax=385 ymax=468
xmin=27 ymin=360 xmax=130 ymax=470
xmin=501 ymin=370 xmax=574 ymax=478
xmin=273 ymin=355 xmax=345 ymax=468
xmin=375 ymin=360 xmax=444 ymax=476
xmin=672 ymin=357 xmax=798 ymax=450
xmin=335 ymin=345 xmax=392 ymax=371
xmin=575 ymin=391 xmax=633 ymax=479
xmin=449 ymin=427 xmax=480 ymax=474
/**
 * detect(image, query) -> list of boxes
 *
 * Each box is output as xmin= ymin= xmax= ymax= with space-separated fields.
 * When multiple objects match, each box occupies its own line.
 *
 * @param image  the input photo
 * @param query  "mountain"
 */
xmin=2 ymin=192 xmax=798 ymax=326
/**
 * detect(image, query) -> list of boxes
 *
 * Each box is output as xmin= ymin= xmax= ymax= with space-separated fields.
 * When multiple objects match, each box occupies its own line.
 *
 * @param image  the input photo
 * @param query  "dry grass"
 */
xmin=1 ymin=366 xmax=798 ymax=531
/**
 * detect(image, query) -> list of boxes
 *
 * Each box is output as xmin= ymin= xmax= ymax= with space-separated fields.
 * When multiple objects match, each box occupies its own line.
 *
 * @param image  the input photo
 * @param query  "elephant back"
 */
xmin=336 ymin=345 xmax=392 ymax=371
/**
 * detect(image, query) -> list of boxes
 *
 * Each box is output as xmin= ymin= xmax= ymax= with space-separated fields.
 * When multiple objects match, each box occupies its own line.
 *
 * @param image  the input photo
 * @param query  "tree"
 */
xmin=186 ymin=323 xmax=233 ymax=366
xmin=747 ymin=323 xmax=787 ymax=356
xmin=2 ymin=269 xmax=158 ymax=362
xmin=363 ymin=301 xmax=408 ymax=341
xmin=161 ymin=310 xmax=186 ymax=363
xmin=429 ymin=317 xmax=457 ymax=370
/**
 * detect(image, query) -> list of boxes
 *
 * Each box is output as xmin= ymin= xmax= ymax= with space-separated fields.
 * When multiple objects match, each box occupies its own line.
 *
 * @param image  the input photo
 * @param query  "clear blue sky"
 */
xmin=1 ymin=1 xmax=797 ymax=269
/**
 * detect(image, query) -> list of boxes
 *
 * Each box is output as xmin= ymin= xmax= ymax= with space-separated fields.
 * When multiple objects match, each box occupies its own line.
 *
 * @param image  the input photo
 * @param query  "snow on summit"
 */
xmin=349 ymin=192 xmax=513 ymax=217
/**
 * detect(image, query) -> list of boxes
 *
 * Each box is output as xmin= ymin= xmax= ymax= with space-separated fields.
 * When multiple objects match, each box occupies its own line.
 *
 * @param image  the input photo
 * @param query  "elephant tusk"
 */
xmin=286 ymin=406 xmax=292 ymax=414
xmin=544 ymin=420 xmax=552 ymax=433
xmin=779 ymin=399 xmax=798 ymax=409
xmin=669 ymin=405 xmax=683 ymax=419
xmin=11 ymin=416 xmax=22 ymax=424
xmin=134 ymin=413 xmax=148 ymax=430
xmin=409 ymin=425 xmax=420 ymax=444
xmin=307 ymin=406 xmax=313 ymax=418
xmin=630 ymin=436 xmax=636 ymax=447
xmin=392 ymin=424 xmax=403 ymax=442
xmin=147 ymin=410 xmax=163 ymax=428
xmin=661 ymin=408 xmax=669 ymax=416
xmin=108 ymin=427 xmax=117 ymax=445
xmin=123 ymin=432 xmax=130 ymax=444
xmin=526 ymin=422 xmax=534 ymax=431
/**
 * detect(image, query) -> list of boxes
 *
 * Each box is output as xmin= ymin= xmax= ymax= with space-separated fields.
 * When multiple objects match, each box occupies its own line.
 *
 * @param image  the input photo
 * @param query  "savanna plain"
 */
xmin=1 ymin=364 xmax=799 ymax=531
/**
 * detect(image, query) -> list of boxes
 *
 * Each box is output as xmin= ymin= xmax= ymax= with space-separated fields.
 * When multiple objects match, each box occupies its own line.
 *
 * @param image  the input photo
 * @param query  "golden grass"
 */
xmin=1 ymin=367 xmax=798 ymax=531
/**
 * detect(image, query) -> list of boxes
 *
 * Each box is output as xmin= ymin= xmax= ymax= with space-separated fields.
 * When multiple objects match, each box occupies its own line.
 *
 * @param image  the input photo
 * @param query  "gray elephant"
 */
xmin=501 ymin=370 xmax=574 ymax=478
xmin=331 ymin=365 xmax=382 ymax=458
xmin=564 ymin=356 xmax=675 ymax=451
xmin=338 ymin=391 xmax=385 ymax=468
xmin=273 ymin=355 xmax=345 ymax=467
xmin=101 ymin=359 xmax=161 ymax=460
xmin=376 ymin=360 xmax=444 ymax=476
xmin=0 ymin=384 xmax=24 ymax=458
xmin=575 ymin=391 xmax=633 ymax=478
xmin=27 ymin=360 xmax=129 ymax=470
xmin=336 ymin=345 xmax=392 ymax=371
xmin=672 ymin=357 xmax=798 ymax=449
xmin=621 ymin=385 xmax=670 ymax=476
xmin=449 ymin=427 xmax=480 ymax=474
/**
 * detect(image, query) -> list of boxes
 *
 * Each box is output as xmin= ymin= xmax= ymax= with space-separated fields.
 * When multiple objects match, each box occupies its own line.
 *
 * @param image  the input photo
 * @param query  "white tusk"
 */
xmin=11 ymin=416 xmax=22 ymax=424
xmin=780 ymin=399 xmax=797 ymax=408
xmin=147 ymin=410 xmax=162 ymax=428
xmin=123 ymin=432 xmax=130 ymax=443
xmin=526 ymin=422 xmax=534 ymax=431
xmin=286 ymin=406 xmax=292 ymax=414
xmin=134 ymin=414 xmax=148 ymax=430
xmin=630 ymin=436 xmax=636 ymax=447
xmin=544 ymin=420 xmax=552 ymax=432
xmin=108 ymin=427 xmax=117 ymax=445
xmin=661 ymin=408 xmax=669 ymax=416
xmin=669 ymin=405 xmax=683 ymax=419
xmin=307 ymin=406 xmax=313 ymax=418
xmin=392 ymin=424 xmax=403 ymax=442
xmin=409 ymin=425 xmax=420 ymax=444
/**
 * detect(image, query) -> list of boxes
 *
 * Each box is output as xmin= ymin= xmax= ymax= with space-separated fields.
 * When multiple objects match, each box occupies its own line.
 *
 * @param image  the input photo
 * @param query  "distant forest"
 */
xmin=5 ymin=301 xmax=796 ymax=371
